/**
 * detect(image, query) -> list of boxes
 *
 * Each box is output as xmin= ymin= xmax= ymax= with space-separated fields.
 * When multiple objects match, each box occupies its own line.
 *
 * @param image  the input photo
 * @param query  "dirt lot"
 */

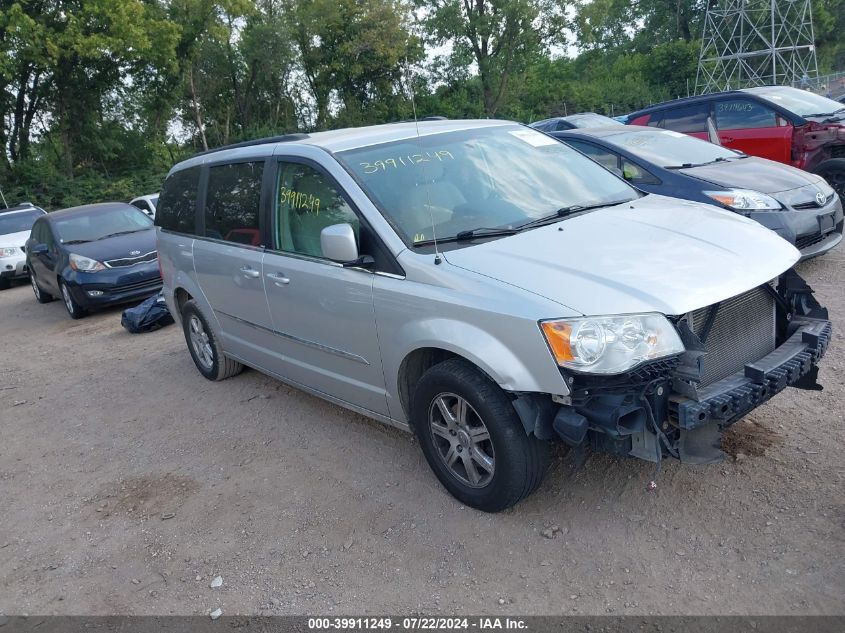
xmin=1 ymin=251 xmax=844 ymax=617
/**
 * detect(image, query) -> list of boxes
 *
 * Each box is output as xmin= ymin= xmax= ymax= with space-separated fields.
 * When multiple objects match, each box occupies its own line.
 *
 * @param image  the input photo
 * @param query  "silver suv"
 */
xmin=156 ymin=120 xmax=831 ymax=512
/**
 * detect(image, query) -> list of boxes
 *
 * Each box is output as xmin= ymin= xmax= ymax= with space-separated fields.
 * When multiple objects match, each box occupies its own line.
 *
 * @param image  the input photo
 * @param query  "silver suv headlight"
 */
xmin=704 ymin=189 xmax=781 ymax=211
xmin=0 ymin=247 xmax=18 ymax=258
xmin=540 ymin=314 xmax=685 ymax=374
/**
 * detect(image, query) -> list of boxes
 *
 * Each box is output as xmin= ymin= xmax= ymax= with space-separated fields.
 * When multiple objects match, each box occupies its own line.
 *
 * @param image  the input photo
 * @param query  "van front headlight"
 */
xmin=540 ymin=314 xmax=684 ymax=374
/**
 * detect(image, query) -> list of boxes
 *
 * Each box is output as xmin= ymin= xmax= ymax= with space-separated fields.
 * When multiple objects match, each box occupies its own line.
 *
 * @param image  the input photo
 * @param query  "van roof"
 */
xmin=169 ymin=119 xmax=514 ymax=174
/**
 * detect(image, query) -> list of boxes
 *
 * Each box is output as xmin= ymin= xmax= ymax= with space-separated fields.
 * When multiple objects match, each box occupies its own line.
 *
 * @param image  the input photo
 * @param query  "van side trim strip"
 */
xmin=215 ymin=309 xmax=370 ymax=366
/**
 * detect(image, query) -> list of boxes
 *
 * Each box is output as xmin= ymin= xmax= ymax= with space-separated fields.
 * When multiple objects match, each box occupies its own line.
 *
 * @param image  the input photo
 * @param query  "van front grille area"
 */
xmin=686 ymin=286 xmax=776 ymax=387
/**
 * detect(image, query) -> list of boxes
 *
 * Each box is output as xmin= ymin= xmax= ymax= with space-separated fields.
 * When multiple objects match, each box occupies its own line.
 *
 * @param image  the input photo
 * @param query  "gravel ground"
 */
xmin=0 ymin=250 xmax=843 ymax=617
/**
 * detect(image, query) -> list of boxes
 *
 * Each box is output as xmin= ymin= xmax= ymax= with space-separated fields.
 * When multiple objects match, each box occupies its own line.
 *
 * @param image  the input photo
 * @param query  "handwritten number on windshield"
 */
xmin=360 ymin=150 xmax=454 ymax=174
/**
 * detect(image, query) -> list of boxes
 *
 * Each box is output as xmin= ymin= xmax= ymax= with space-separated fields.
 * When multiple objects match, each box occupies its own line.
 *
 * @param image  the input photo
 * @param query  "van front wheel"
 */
xmin=412 ymin=358 xmax=550 ymax=512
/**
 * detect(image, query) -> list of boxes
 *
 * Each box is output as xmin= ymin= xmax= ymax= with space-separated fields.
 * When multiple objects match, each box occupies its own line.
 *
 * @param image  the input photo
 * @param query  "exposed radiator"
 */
xmin=686 ymin=286 xmax=776 ymax=387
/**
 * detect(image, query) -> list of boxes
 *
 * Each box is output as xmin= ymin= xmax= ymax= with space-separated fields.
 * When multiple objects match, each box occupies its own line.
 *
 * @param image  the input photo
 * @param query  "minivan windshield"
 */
xmin=336 ymin=124 xmax=638 ymax=246
xmin=601 ymin=129 xmax=743 ymax=167
xmin=53 ymin=205 xmax=153 ymax=243
xmin=745 ymin=86 xmax=845 ymax=118
xmin=0 ymin=209 xmax=42 ymax=236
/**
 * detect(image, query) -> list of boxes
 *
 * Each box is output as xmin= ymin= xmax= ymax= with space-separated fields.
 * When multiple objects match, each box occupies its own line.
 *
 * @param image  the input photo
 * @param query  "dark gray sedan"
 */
xmin=553 ymin=126 xmax=843 ymax=259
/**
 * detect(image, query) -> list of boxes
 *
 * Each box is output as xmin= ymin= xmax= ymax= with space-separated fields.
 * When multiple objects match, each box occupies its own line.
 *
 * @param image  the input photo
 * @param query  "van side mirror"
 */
xmin=30 ymin=243 xmax=49 ymax=255
xmin=321 ymin=223 xmax=369 ymax=266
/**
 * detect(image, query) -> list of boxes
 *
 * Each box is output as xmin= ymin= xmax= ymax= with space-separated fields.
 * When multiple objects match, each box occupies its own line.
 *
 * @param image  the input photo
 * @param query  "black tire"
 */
xmin=412 ymin=358 xmax=550 ymax=512
xmin=30 ymin=273 xmax=53 ymax=303
xmin=813 ymin=158 xmax=845 ymax=202
xmin=181 ymin=299 xmax=243 ymax=381
xmin=0 ymin=277 xmax=10 ymax=290
xmin=59 ymin=280 xmax=86 ymax=318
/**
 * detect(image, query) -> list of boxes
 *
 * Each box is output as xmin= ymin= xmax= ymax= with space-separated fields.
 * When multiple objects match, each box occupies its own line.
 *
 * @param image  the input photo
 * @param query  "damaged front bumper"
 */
xmin=515 ymin=269 xmax=832 ymax=465
xmin=673 ymin=317 xmax=831 ymax=430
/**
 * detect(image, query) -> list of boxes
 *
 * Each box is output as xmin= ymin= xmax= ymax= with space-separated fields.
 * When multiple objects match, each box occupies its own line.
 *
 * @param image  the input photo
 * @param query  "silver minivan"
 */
xmin=156 ymin=120 xmax=832 ymax=511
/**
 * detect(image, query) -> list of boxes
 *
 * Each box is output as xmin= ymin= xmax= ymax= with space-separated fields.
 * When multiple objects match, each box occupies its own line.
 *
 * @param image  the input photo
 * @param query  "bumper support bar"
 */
xmin=673 ymin=317 xmax=832 ymax=429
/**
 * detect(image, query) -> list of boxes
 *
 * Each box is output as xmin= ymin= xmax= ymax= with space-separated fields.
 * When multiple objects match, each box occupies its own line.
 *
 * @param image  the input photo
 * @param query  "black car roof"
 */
xmin=552 ymin=125 xmax=652 ymax=140
xmin=628 ymin=90 xmax=747 ymax=118
xmin=47 ymin=201 xmax=139 ymax=220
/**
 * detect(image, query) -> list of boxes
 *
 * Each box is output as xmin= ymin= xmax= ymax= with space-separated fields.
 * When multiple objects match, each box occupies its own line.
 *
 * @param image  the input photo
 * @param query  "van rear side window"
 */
xmin=156 ymin=167 xmax=200 ymax=234
xmin=204 ymin=161 xmax=264 ymax=246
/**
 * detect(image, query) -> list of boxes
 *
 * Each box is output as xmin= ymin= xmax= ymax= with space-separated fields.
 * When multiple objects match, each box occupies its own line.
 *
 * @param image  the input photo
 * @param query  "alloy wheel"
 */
xmin=61 ymin=284 xmax=74 ymax=313
xmin=428 ymin=392 xmax=495 ymax=488
xmin=188 ymin=315 xmax=214 ymax=370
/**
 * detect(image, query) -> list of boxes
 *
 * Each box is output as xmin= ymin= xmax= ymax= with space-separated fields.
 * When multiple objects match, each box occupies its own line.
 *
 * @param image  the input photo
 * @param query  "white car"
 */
xmin=0 ymin=204 xmax=47 ymax=289
xmin=129 ymin=193 xmax=159 ymax=218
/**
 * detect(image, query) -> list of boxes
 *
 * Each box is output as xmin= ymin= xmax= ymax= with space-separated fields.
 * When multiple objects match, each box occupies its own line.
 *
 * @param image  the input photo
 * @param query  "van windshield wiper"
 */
xmin=62 ymin=239 xmax=91 ymax=244
xmin=516 ymin=199 xmax=635 ymax=230
xmin=411 ymin=199 xmax=634 ymax=247
xmin=412 ymin=226 xmax=520 ymax=246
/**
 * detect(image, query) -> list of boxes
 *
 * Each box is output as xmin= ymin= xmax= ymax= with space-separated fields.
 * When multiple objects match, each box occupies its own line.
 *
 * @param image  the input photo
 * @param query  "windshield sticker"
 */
xmin=413 ymin=233 xmax=426 ymax=242
xmin=508 ymin=129 xmax=559 ymax=147
xmin=359 ymin=150 xmax=454 ymax=174
xmin=280 ymin=186 xmax=320 ymax=215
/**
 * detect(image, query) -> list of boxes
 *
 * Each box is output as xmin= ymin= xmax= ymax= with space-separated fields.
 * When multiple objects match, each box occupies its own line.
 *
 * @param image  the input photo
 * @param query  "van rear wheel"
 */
xmin=412 ymin=358 xmax=550 ymax=512
xmin=181 ymin=300 xmax=243 ymax=381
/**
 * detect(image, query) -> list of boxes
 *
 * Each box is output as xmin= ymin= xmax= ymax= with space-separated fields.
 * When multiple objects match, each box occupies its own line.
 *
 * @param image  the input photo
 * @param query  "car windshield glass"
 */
xmin=747 ymin=86 xmax=845 ymax=117
xmin=602 ymin=129 xmax=741 ymax=167
xmin=53 ymin=206 xmax=153 ymax=243
xmin=335 ymin=125 xmax=638 ymax=246
xmin=0 ymin=209 xmax=42 ymax=235
xmin=150 ymin=195 xmax=159 ymax=207
xmin=565 ymin=114 xmax=623 ymax=128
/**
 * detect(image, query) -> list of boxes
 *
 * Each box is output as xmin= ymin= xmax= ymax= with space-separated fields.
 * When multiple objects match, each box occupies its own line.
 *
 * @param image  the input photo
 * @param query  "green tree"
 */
xmin=282 ymin=0 xmax=421 ymax=130
xmin=418 ymin=0 xmax=568 ymax=117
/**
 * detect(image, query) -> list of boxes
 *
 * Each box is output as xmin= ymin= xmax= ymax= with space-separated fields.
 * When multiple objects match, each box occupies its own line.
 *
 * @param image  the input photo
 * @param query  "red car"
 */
xmin=627 ymin=86 xmax=845 ymax=199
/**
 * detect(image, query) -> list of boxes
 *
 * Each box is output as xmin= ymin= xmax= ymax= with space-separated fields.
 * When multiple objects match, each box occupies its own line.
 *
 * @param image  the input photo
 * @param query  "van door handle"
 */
xmin=266 ymin=272 xmax=290 ymax=286
xmin=239 ymin=266 xmax=260 ymax=279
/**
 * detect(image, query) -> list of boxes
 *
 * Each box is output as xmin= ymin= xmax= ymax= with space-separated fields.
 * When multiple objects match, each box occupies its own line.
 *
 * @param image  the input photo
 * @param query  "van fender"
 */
xmin=391 ymin=317 xmax=568 ymax=396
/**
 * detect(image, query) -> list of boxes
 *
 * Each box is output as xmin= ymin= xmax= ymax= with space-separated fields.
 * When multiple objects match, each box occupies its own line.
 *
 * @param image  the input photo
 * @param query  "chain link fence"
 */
xmin=792 ymin=71 xmax=845 ymax=99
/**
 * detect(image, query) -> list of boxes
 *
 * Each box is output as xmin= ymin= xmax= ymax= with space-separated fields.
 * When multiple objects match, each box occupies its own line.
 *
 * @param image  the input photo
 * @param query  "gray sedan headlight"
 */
xmin=704 ymin=189 xmax=782 ymax=211
xmin=540 ymin=314 xmax=685 ymax=374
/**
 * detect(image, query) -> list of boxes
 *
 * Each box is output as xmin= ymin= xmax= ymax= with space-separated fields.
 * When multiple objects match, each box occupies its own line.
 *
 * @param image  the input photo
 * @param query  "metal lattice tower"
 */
xmin=695 ymin=0 xmax=819 ymax=94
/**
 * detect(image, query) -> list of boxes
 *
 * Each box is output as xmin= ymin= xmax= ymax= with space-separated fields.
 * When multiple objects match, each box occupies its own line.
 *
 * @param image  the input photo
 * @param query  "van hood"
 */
xmin=443 ymin=195 xmax=799 ymax=316
xmin=680 ymin=156 xmax=826 ymax=194
xmin=0 ymin=230 xmax=31 ymax=249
